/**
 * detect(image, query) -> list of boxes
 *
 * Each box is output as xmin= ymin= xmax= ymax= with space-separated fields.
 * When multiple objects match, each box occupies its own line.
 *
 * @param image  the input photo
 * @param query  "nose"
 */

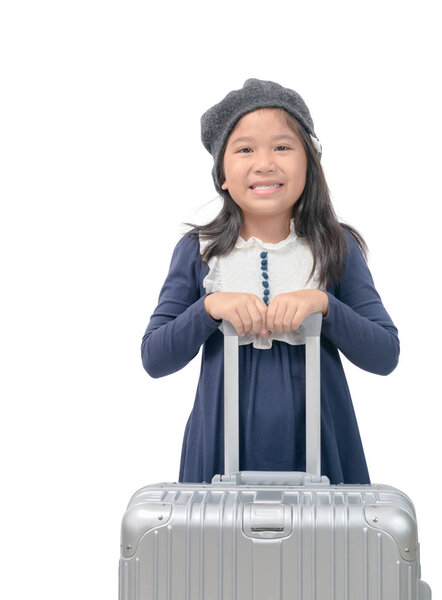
xmin=252 ymin=149 xmax=277 ymax=172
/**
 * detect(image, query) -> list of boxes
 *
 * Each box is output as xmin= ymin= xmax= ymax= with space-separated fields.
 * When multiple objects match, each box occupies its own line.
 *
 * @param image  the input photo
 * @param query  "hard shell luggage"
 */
xmin=119 ymin=313 xmax=431 ymax=599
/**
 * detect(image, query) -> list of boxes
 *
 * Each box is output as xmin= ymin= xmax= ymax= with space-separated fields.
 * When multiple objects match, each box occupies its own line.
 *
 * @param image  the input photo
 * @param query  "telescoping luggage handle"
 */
xmin=212 ymin=312 xmax=330 ymax=486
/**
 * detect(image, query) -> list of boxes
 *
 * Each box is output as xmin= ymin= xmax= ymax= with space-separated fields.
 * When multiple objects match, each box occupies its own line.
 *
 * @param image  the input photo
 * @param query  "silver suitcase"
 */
xmin=119 ymin=313 xmax=431 ymax=599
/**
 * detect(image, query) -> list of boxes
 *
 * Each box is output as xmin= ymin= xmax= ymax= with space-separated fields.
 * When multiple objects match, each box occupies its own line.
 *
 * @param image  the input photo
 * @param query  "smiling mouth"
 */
xmin=250 ymin=184 xmax=283 ymax=190
xmin=249 ymin=184 xmax=284 ymax=195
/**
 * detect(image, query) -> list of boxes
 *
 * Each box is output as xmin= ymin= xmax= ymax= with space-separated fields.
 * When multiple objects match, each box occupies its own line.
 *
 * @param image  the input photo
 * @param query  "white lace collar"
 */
xmin=234 ymin=218 xmax=297 ymax=251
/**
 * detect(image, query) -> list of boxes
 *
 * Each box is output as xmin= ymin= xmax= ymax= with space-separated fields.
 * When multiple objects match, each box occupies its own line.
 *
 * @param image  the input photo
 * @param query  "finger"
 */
xmin=291 ymin=306 xmax=310 ymax=332
xmin=272 ymin=302 xmax=288 ymax=333
xmin=229 ymin=308 xmax=247 ymax=337
xmin=282 ymin=303 xmax=296 ymax=333
xmin=253 ymin=298 xmax=269 ymax=334
xmin=266 ymin=298 xmax=277 ymax=331
xmin=243 ymin=301 xmax=264 ymax=335
xmin=236 ymin=304 xmax=255 ymax=335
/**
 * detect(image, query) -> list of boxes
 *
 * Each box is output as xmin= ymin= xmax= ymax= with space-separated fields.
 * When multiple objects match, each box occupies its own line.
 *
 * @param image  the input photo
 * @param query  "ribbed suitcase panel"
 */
xmin=120 ymin=486 xmax=421 ymax=600
xmin=119 ymin=556 xmax=139 ymax=600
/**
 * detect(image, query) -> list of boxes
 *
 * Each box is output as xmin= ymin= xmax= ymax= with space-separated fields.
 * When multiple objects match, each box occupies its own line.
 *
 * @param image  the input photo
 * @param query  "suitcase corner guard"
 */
xmin=120 ymin=502 xmax=172 ymax=558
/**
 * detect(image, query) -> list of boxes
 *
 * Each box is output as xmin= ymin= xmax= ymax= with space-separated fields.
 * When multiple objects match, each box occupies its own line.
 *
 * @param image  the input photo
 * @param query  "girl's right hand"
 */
xmin=204 ymin=292 xmax=270 ymax=337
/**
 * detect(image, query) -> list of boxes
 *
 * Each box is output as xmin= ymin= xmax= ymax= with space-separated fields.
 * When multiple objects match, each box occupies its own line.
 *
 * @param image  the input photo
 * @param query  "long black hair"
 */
xmin=184 ymin=108 xmax=368 ymax=289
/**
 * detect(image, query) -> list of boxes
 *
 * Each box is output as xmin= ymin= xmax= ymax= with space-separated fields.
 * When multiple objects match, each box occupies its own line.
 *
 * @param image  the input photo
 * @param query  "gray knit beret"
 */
xmin=200 ymin=78 xmax=322 ymax=194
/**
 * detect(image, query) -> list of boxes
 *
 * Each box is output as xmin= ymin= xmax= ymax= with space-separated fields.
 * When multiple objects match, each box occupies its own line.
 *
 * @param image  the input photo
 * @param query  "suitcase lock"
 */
xmin=243 ymin=503 xmax=292 ymax=539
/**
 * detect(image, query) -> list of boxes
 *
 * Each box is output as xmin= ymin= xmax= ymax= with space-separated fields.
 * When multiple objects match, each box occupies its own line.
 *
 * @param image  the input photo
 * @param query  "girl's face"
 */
xmin=221 ymin=108 xmax=308 ymax=223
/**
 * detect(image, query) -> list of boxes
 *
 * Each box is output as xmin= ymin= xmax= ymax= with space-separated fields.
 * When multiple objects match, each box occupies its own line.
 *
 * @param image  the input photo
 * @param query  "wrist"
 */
xmin=320 ymin=290 xmax=329 ymax=317
xmin=204 ymin=293 xmax=219 ymax=320
xmin=203 ymin=294 xmax=212 ymax=316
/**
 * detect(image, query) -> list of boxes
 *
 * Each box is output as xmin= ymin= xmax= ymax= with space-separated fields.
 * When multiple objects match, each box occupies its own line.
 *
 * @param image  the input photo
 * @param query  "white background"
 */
xmin=1 ymin=1 xmax=440 ymax=598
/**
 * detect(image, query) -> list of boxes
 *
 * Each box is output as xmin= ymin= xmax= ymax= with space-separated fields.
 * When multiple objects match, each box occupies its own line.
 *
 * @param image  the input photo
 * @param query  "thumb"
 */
xmin=256 ymin=299 xmax=269 ymax=335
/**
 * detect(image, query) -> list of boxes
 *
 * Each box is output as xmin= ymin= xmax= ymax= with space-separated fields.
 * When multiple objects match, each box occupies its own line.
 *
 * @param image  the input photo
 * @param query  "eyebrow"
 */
xmin=230 ymin=134 xmax=297 ymax=145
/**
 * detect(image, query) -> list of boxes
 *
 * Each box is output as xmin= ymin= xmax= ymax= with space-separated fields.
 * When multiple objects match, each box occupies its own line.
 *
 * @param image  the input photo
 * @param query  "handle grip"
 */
xmin=212 ymin=471 xmax=330 ymax=486
xmin=222 ymin=312 xmax=322 ymax=338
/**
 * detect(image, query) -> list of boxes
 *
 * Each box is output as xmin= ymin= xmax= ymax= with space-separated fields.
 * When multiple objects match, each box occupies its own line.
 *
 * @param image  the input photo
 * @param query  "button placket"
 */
xmin=260 ymin=251 xmax=270 ymax=306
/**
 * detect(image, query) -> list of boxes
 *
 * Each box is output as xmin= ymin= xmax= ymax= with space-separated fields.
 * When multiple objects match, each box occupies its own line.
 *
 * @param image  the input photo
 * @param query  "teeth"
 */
xmin=252 ymin=184 xmax=281 ymax=190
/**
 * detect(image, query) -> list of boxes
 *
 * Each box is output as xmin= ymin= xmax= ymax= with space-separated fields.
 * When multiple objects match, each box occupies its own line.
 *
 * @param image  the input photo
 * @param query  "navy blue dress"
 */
xmin=141 ymin=228 xmax=399 ymax=485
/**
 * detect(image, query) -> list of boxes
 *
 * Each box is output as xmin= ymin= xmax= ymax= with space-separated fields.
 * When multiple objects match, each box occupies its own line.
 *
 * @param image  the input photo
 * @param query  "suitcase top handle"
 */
xmin=217 ymin=312 xmax=324 ymax=485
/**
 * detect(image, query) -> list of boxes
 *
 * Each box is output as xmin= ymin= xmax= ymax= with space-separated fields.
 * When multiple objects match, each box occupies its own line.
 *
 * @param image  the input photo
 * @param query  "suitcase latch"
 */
xmin=243 ymin=503 xmax=292 ymax=539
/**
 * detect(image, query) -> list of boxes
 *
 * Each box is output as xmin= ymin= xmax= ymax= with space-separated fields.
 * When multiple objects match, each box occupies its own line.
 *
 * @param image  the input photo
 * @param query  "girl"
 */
xmin=141 ymin=78 xmax=399 ymax=485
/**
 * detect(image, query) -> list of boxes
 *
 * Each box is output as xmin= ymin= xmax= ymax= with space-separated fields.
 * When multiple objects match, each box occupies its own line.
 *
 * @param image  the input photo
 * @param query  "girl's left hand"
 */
xmin=265 ymin=290 xmax=329 ymax=333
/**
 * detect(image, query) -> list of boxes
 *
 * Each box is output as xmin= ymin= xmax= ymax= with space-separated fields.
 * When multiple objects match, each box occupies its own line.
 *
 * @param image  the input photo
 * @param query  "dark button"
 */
xmin=261 ymin=259 xmax=268 ymax=266
xmin=261 ymin=265 xmax=268 ymax=271
xmin=263 ymin=289 xmax=270 ymax=296
xmin=263 ymin=297 xmax=269 ymax=306
xmin=262 ymin=281 xmax=269 ymax=288
xmin=262 ymin=272 xmax=269 ymax=279
xmin=260 ymin=251 xmax=268 ymax=258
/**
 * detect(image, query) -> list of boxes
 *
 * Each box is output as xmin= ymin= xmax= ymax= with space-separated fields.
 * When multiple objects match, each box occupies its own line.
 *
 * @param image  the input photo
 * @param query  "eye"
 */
xmin=237 ymin=146 xmax=290 ymax=153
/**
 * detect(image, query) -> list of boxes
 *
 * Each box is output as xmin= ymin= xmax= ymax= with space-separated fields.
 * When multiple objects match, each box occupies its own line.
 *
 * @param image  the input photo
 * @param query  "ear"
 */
xmin=221 ymin=180 xmax=227 ymax=190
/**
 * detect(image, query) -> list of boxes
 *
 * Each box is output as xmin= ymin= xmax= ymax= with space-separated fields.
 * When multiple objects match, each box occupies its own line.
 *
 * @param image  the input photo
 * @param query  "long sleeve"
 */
xmin=141 ymin=231 xmax=222 ymax=378
xmin=321 ymin=230 xmax=400 ymax=375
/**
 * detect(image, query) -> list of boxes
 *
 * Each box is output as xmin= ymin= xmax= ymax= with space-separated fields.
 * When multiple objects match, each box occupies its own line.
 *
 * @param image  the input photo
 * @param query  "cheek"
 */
xmin=223 ymin=158 xmax=236 ymax=182
xmin=294 ymin=160 xmax=307 ymax=184
xmin=227 ymin=163 xmax=246 ymax=184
